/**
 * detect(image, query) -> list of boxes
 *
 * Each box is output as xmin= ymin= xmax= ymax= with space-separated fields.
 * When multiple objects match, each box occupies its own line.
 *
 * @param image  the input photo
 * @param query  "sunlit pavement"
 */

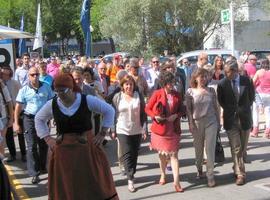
xmin=4 ymin=119 xmax=270 ymax=200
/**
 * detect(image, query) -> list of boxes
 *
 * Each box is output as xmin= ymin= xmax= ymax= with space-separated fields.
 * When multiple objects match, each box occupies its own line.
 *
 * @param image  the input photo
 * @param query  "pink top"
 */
xmin=254 ymin=69 xmax=270 ymax=94
xmin=244 ymin=63 xmax=256 ymax=78
xmin=46 ymin=63 xmax=60 ymax=78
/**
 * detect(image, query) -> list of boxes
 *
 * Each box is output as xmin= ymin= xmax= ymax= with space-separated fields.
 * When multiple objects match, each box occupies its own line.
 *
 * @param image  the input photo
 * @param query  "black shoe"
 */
xmin=6 ymin=156 xmax=16 ymax=163
xmin=21 ymin=155 xmax=26 ymax=162
xmin=40 ymin=169 xmax=48 ymax=174
xmin=102 ymin=139 xmax=108 ymax=146
xmin=32 ymin=175 xmax=40 ymax=184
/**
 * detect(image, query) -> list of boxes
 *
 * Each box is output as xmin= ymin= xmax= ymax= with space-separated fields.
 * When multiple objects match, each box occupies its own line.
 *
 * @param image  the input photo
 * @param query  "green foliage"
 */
xmin=99 ymin=0 xmax=245 ymax=56
xmin=0 ymin=0 xmax=36 ymax=32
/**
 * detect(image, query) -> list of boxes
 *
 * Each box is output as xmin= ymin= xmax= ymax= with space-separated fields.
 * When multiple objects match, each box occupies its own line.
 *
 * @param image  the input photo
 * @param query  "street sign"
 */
xmin=221 ymin=9 xmax=230 ymax=24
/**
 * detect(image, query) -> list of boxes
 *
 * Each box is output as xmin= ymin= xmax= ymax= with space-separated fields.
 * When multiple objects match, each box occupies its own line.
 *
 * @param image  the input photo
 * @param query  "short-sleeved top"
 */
xmin=14 ymin=66 xmax=28 ymax=86
xmin=39 ymin=74 xmax=54 ymax=86
xmin=16 ymin=81 xmax=54 ymax=115
xmin=0 ymin=85 xmax=12 ymax=118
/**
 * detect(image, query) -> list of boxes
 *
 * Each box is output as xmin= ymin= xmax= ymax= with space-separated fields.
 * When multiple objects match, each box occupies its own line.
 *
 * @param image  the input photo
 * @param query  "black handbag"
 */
xmin=215 ymin=131 xmax=225 ymax=163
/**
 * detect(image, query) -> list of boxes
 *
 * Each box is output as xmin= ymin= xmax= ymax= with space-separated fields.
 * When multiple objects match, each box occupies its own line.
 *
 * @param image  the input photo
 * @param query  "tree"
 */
xmin=91 ymin=0 xmax=111 ymax=42
xmin=0 ymin=0 xmax=36 ymax=32
xmin=99 ymin=0 xmax=245 ymax=56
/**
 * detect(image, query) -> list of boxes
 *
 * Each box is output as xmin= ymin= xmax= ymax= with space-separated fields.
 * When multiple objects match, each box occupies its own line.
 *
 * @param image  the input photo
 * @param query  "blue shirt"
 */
xmin=39 ymin=74 xmax=53 ymax=86
xmin=14 ymin=65 xmax=29 ymax=86
xmin=16 ymin=82 xmax=55 ymax=115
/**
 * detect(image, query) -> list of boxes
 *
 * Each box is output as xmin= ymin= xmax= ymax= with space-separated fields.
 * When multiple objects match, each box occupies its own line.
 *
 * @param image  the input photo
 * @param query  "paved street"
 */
xmin=4 ymin=120 xmax=270 ymax=200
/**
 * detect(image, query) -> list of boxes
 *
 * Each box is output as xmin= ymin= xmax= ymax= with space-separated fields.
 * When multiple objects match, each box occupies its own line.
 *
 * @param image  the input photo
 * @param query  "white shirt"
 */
xmin=116 ymin=92 xmax=143 ymax=135
xmin=34 ymin=93 xmax=115 ymax=139
xmin=145 ymin=67 xmax=160 ymax=90
xmin=0 ymin=85 xmax=12 ymax=118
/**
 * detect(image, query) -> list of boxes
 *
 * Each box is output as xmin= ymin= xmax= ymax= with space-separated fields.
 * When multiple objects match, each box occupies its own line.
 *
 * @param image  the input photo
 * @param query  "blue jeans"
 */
xmin=23 ymin=114 xmax=48 ymax=176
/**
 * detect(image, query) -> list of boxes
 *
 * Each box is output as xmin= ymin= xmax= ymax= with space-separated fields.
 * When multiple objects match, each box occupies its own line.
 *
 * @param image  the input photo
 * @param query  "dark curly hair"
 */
xmin=158 ymin=71 xmax=175 ymax=88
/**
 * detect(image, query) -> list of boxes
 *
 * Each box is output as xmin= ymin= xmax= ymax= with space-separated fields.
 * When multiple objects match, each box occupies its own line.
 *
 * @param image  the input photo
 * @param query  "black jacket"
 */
xmin=217 ymin=75 xmax=255 ymax=131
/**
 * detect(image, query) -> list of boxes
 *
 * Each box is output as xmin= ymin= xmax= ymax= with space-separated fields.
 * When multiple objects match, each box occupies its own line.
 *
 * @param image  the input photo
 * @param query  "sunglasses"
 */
xmin=152 ymin=61 xmax=159 ymax=64
xmin=29 ymin=73 xmax=40 ymax=77
xmin=54 ymin=88 xmax=70 ymax=94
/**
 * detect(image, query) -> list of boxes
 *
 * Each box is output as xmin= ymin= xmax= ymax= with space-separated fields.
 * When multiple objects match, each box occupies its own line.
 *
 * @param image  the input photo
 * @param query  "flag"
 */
xmin=80 ymin=0 xmax=91 ymax=57
xmin=33 ymin=3 xmax=43 ymax=50
xmin=18 ymin=16 xmax=27 ymax=56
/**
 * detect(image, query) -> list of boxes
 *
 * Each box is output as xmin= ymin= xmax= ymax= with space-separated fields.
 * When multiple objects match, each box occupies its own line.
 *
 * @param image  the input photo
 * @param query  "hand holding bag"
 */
xmin=215 ymin=131 xmax=225 ymax=163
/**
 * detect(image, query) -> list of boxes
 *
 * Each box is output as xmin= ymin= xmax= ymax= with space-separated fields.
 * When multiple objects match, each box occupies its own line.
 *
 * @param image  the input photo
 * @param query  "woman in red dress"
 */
xmin=145 ymin=71 xmax=184 ymax=193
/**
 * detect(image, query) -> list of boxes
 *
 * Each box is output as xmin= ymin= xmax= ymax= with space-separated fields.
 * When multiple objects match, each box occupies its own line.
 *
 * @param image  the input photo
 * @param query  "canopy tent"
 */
xmin=0 ymin=25 xmax=34 ymax=40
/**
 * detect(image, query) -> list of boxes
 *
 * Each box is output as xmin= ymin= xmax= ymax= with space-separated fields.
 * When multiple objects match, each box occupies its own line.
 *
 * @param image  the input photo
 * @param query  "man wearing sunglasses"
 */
xmin=145 ymin=56 xmax=160 ymax=94
xmin=14 ymin=67 xmax=54 ymax=184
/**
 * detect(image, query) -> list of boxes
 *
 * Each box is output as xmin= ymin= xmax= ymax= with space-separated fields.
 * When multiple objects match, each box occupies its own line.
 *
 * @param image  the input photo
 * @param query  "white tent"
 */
xmin=0 ymin=25 xmax=34 ymax=40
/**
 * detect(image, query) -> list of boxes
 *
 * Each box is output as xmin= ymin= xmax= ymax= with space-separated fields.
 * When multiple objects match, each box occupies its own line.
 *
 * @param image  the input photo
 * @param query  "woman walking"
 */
xmin=112 ymin=75 xmax=147 ymax=192
xmin=252 ymin=59 xmax=270 ymax=138
xmin=145 ymin=71 xmax=184 ymax=193
xmin=186 ymin=68 xmax=220 ymax=187
xmin=35 ymin=74 xmax=118 ymax=200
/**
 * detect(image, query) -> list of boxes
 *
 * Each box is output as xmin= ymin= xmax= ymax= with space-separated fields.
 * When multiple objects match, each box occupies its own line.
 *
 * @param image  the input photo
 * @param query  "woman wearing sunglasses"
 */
xmin=35 ymin=74 xmax=118 ymax=200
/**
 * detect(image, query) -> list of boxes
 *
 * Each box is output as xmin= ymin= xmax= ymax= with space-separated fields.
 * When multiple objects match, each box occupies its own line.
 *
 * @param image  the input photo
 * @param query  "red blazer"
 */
xmin=145 ymin=89 xmax=183 ymax=135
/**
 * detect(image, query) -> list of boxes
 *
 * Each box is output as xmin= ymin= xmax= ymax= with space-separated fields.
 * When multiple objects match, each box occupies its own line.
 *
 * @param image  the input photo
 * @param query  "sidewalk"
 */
xmin=4 ymin=120 xmax=270 ymax=200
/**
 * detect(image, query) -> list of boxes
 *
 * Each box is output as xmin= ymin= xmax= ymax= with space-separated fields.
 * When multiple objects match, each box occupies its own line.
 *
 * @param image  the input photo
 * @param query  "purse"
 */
xmin=215 ymin=131 xmax=225 ymax=163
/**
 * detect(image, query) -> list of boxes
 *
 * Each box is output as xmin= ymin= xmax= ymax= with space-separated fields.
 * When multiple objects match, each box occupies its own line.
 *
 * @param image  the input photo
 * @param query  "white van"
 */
xmin=177 ymin=49 xmax=240 ymax=65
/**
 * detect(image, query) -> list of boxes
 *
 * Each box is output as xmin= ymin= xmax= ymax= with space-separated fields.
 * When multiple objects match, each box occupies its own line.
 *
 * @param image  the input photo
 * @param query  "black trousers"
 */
xmin=5 ymin=126 xmax=26 ymax=157
xmin=23 ymin=114 xmax=48 ymax=176
xmin=6 ymin=113 xmax=26 ymax=157
xmin=117 ymin=134 xmax=142 ymax=180
xmin=94 ymin=113 xmax=101 ymax=136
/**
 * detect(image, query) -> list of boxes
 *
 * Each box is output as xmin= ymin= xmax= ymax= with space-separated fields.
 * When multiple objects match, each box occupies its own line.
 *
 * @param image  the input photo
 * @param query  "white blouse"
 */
xmin=34 ymin=93 xmax=115 ymax=139
xmin=116 ymin=92 xmax=143 ymax=135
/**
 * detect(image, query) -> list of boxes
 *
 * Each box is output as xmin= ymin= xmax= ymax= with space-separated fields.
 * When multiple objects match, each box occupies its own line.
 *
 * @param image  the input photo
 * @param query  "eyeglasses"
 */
xmin=99 ymin=68 xmax=106 ymax=70
xmin=152 ymin=61 xmax=159 ymax=64
xmin=54 ymin=88 xmax=70 ymax=94
xmin=29 ymin=73 xmax=40 ymax=77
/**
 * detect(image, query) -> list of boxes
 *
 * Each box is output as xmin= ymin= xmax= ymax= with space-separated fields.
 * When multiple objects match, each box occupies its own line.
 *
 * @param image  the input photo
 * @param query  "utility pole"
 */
xmin=230 ymin=1 xmax=235 ymax=56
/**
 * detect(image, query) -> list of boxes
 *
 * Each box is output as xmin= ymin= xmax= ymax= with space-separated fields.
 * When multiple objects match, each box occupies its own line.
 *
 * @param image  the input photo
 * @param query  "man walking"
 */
xmin=217 ymin=60 xmax=255 ymax=185
xmin=14 ymin=67 xmax=54 ymax=184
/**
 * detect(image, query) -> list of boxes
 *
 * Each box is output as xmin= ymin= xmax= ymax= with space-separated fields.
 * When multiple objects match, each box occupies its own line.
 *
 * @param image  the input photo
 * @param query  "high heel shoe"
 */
xmin=159 ymin=177 xmax=166 ymax=185
xmin=174 ymin=184 xmax=184 ymax=193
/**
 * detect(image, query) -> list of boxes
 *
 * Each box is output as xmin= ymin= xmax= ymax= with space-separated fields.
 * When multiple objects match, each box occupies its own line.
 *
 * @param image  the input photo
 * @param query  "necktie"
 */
xmin=232 ymin=79 xmax=239 ymax=102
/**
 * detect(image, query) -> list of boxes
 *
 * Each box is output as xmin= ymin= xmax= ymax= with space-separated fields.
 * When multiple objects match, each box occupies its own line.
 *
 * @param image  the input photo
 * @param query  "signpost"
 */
xmin=221 ymin=2 xmax=235 ymax=56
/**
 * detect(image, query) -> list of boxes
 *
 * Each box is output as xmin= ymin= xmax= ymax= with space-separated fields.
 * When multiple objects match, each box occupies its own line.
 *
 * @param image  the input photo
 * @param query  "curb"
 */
xmin=5 ymin=164 xmax=30 ymax=200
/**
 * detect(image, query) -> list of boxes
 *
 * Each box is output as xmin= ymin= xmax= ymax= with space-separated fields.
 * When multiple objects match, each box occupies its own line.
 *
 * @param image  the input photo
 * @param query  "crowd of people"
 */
xmin=0 ymin=50 xmax=269 ymax=199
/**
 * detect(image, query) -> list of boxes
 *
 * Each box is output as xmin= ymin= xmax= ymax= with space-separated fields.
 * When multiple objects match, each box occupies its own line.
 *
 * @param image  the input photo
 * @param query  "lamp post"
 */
xmin=89 ymin=25 xmax=94 ymax=57
xmin=69 ymin=30 xmax=75 ymax=55
xmin=56 ymin=32 xmax=61 ymax=56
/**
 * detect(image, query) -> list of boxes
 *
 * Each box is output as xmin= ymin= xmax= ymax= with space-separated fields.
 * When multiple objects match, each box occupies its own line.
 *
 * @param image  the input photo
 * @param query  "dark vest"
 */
xmin=52 ymin=94 xmax=92 ymax=134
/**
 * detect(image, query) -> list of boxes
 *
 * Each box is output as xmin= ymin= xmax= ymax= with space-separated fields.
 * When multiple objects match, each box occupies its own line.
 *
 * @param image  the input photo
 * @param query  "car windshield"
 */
xmin=251 ymin=51 xmax=270 ymax=60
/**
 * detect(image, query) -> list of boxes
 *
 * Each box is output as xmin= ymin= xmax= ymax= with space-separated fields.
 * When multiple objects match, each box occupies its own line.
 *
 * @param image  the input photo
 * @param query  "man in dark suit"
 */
xmin=217 ymin=60 xmax=255 ymax=185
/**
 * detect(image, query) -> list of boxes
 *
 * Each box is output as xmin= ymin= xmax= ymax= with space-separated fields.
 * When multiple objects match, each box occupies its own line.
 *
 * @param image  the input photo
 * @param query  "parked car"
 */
xmin=103 ymin=52 xmax=130 ymax=62
xmin=249 ymin=50 xmax=270 ymax=60
xmin=177 ymin=49 xmax=240 ymax=65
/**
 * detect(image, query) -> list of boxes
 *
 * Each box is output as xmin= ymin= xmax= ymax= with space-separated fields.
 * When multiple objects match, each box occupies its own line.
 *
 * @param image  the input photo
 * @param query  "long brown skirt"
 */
xmin=48 ymin=132 xmax=119 ymax=200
